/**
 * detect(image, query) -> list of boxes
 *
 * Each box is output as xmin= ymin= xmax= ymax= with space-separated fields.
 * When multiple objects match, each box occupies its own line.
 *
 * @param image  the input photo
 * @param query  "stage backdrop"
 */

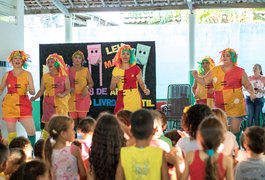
xmin=39 ymin=41 xmax=156 ymax=118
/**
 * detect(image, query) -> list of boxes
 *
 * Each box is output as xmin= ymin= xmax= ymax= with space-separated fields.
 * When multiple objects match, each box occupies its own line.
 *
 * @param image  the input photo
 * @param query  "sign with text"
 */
xmin=39 ymin=41 xmax=156 ymax=118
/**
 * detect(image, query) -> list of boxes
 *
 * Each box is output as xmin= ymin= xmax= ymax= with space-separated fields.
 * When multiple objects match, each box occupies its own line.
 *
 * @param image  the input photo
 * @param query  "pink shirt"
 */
xmin=52 ymin=145 xmax=79 ymax=180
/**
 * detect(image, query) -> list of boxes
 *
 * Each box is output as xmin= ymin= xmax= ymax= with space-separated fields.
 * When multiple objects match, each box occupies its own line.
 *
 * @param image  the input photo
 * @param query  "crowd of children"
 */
xmin=0 ymin=105 xmax=264 ymax=180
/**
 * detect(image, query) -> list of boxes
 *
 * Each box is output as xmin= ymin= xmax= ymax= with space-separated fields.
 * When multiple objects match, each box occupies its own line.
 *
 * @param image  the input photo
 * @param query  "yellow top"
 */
xmin=121 ymin=146 xmax=163 ymax=180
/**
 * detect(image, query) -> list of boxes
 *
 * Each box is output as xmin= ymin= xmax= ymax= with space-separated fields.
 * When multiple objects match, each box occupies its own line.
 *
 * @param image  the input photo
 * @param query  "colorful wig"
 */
xmin=219 ymin=48 xmax=238 ymax=66
xmin=112 ymin=44 xmax=137 ymax=67
xmin=72 ymin=50 xmax=85 ymax=62
xmin=197 ymin=56 xmax=215 ymax=75
xmin=46 ymin=53 xmax=68 ymax=77
xmin=7 ymin=50 xmax=31 ymax=69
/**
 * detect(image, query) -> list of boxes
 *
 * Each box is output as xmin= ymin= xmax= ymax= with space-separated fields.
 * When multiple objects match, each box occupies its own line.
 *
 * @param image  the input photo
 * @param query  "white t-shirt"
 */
xmin=176 ymin=137 xmax=201 ymax=156
xmin=218 ymin=131 xmax=239 ymax=156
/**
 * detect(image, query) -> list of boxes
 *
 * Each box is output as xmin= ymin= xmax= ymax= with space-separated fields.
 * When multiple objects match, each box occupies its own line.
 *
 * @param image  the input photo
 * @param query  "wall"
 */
xmin=0 ymin=0 xmax=26 ymax=137
xmin=25 ymin=22 xmax=265 ymax=100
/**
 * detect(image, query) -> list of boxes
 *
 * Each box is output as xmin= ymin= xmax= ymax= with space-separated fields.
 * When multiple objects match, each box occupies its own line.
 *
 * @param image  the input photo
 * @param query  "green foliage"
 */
xmin=126 ymin=8 xmax=265 ymax=25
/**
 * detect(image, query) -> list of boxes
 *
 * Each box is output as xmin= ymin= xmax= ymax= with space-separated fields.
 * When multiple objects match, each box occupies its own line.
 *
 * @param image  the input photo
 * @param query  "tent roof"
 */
xmin=24 ymin=0 xmax=265 ymax=15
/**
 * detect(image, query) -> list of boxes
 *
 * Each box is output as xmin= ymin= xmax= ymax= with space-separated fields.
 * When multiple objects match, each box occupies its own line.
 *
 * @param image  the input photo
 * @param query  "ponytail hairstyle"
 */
xmin=43 ymin=115 xmax=73 ymax=169
xmin=198 ymin=116 xmax=225 ymax=180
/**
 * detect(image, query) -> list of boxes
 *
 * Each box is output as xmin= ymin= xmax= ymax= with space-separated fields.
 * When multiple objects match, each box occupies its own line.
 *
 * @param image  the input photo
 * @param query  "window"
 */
xmin=0 ymin=0 xmax=17 ymax=24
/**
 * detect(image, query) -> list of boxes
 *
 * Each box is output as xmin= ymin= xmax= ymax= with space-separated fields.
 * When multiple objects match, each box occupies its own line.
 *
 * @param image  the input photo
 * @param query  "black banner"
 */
xmin=39 ymin=41 xmax=156 ymax=118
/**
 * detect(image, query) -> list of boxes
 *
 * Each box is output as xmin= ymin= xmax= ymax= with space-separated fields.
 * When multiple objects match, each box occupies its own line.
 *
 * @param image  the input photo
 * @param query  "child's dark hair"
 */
xmin=77 ymin=117 xmax=96 ymax=133
xmin=34 ymin=139 xmax=45 ymax=159
xmin=198 ymin=116 xmax=225 ymax=180
xmin=8 ymin=148 xmax=26 ymax=167
xmin=183 ymin=104 xmax=212 ymax=139
xmin=164 ymin=130 xmax=181 ymax=147
xmin=116 ymin=110 xmax=132 ymax=127
xmin=89 ymin=112 xmax=125 ymax=180
xmin=244 ymin=126 xmax=265 ymax=154
xmin=130 ymin=109 xmax=154 ymax=140
xmin=0 ymin=143 xmax=8 ymax=165
xmin=9 ymin=136 xmax=30 ymax=149
xmin=156 ymin=109 xmax=167 ymax=130
xmin=44 ymin=115 xmax=73 ymax=169
xmin=10 ymin=160 xmax=47 ymax=180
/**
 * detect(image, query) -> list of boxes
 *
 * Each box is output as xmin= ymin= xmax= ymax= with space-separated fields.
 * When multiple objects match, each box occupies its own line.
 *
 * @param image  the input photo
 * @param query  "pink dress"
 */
xmin=52 ymin=145 xmax=79 ymax=180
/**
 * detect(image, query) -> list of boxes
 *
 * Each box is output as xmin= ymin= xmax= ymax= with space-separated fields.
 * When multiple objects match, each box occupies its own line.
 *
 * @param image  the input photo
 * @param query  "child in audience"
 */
xmin=116 ymin=109 xmax=169 ymax=180
xmin=234 ymin=126 xmax=265 ymax=180
xmin=212 ymin=108 xmax=239 ymax=157
xmin=9 ymin=136 xmax=33 ymax=161
xmin=176 ymin=104 xmax=213 ymax=156
xmin=4 ymin=148 xmax=26 ymax=178
xmin=166 ymin=117 xmax=233 ymax=180
xmin=157 ymin=109 xmax=168 ymax=132
xmin=88 ymin=112 xmax=126 ymax=180
xmin=10 ymin=160 xmax=49 ymax=180
xmin=165 ymin=130 xmax=181 ymax=147
xmin=150 ymin=110 xmax=172 ymax=152
xmin=117 ymin=109 xmax=131 ymax=127
xmin=43 ymin=115 xmax=86 ymax=179
xmin=34 ymin=139 xmax=45 ymax=159
xmin=76 ymin=117 xmax=95 ymax=168
xmin=0 ymin=143 xmax=8 ymax=179
xmin=116 ymin=110 xmax=134 ymax=146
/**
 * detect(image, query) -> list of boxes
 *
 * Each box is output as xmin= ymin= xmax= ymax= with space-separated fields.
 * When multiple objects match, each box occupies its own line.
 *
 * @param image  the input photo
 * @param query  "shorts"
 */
xmin=69 ymin=112 xmax=88 ymax=119
xmin=227 ymin=116 xmax=245 ymax=125
xmin=3 ymin=116 xmax=33 ymax=123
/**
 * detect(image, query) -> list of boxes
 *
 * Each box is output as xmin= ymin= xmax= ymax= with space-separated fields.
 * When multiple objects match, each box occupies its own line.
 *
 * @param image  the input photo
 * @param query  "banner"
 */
xmin=39 ymin=41 xmax=156 ymax=118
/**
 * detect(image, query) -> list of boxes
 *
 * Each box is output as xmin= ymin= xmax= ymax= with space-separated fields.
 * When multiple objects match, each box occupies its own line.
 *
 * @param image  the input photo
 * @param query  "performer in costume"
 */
xmin=69 ymin=50 xmax=94 ymax=131
xmin=192 ymin=57 xmax=215 ymax=108
xmin=246 ymin=64 xmax=265 ymax=126
xmin=110 ymin=44 xmax=150 ymax=113
xmin=30 ymin=53 xmax=70 ymax=140
xmin=192 ymin=48 xmax=255 ymax=141
xmin=0 ymin=50 xmax=36 ymax=146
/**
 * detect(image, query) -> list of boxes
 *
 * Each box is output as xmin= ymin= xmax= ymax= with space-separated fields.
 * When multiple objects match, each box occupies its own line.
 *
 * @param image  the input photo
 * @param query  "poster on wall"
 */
xmin=39 ymin=41 xmax=156 ymax=118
